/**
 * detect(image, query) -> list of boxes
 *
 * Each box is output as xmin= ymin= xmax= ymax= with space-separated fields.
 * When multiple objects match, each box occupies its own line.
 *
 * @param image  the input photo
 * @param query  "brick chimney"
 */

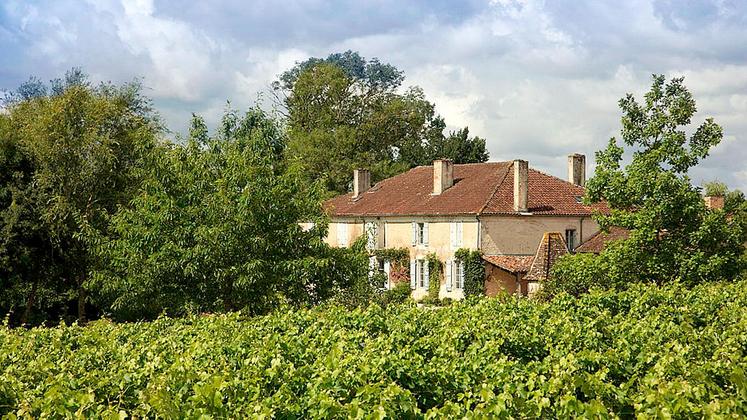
xmin=704 ymin=195 xmax=725 ymax=210
xmin=514 ymin=159 xmax=528 ymax=212
xmin=568 ymin=153 xmax=586 ymax=186
xmin=353 ymin=169 xmax=370 ymax=199
xmin=433 ymin=159 xmax=454 ymax=195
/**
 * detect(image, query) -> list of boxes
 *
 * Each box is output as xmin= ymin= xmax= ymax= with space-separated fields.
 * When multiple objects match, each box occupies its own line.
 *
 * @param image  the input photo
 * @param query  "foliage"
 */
xmin=372 ymin=247 xmax=411 ymax=286
xmin=704 ymin=181 xmax=747 ymax=215
xmin=2 ymin=281 xmax=747 ymax=417
xmin=0 ymin=69 xmax=159 ymax=324
xmin=421 ymin=253 xmax=442 ymax=304
xmin=329 ymin=237 xmax=384 ymax=309
xmin=553 ymin=75 xmax=746 ymax=294
xmin=539 ymin=253 xmax=609 ymax=299
xmin=703 ymin=180 xmax=728 ymax=197
xmin=371 ymin=247 xmax=409 ymax=267
xmin=455 ymin=248 xmax=485 ymax=298
xmin=90 ymin=108 xmax=366 ymax=319
xmin=277 ymin=51 xmax=488 ymax=194
xmin=380 ymin=282 xmax=413 ymax=306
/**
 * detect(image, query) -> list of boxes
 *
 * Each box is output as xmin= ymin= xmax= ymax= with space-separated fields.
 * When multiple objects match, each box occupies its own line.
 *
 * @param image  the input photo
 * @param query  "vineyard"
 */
xmin=2 ymin=281 xmax=747 ymax=418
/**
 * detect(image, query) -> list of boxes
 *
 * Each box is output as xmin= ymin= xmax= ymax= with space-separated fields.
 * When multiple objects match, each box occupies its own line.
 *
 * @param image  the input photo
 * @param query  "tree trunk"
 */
xmin=21 ymin=280 xmax=38 ymax=326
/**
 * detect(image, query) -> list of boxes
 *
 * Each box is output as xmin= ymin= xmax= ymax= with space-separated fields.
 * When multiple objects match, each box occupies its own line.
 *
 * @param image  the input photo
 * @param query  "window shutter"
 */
xmin=383 ymin=261 xmax=391 ymax=289
xmin=410 ymin=260 xmax=416 ymax=289
xmin=450 ymin=222 xmax=456 ymax=248
xmin=457 ymin=222 xmax=463 ymax=247
xmin=459 ymin=261 xmax=466 ymax=289
xmin=446 ymin=260 xmax=453 ymax=292
xmin=423 ymin=223 xmax=429 ymax=246
xmin=424 ymin=260 xmax=430 ymax=289
xmin=411 ymin=222 xmax=417 ymax=246
xmin=337 ymin=223 xmax=348 ymax=247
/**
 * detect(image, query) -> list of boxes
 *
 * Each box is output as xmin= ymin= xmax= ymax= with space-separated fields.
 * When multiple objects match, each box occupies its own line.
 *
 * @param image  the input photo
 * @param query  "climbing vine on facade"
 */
xmin=455 ymin=248 xmax=484 ymax=298
xmin=426 ymin=253 xmax=441 ymax=302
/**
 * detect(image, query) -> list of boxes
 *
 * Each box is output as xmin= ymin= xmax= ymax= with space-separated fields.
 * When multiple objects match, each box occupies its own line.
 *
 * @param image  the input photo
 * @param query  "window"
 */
xmin=411 ymin=222 xmax=429 ymax=246
xmin=450 ymin=221 xmax=463 ymax=248
xmin=455 ymin=260 xmax=465 ymax=289
xmin=565 ymin=229 xmax=576 ymax=251
xmin=446 ymin=259 xmax=465 ymax=291
xmin=418 ymin=260 xmax=427 ymax=288
xmin=337 ymin=222 xmax=349 ymax=247
xmin=410 ymin=259 xmax=429 ymax=290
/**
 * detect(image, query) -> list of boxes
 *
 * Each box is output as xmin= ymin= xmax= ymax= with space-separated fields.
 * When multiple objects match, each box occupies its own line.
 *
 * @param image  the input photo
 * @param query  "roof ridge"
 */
xmin=478 ymin=161 xmax=513 ymax=215
xmin=529 ymin=167 xmax=584 ymax=190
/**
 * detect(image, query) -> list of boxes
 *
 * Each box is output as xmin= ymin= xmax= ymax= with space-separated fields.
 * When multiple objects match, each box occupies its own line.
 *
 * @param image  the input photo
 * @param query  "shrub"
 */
xmin=380 ymin=281 xmax=412 ymax=306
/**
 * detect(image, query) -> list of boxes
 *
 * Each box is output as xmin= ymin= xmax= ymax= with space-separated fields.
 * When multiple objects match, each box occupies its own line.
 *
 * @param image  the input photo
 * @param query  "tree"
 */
xmin=0 ymin=69 xmax=160 ymax=323
xmin=703 ymin=180 xmax=746 ymax=214
xmin=276 ymin=51 xmax=488 ymax=194
xmin=547 ymin=75 xmax=745 ymax=296
xmin=91 ymin=107 xmax=366 ymax=319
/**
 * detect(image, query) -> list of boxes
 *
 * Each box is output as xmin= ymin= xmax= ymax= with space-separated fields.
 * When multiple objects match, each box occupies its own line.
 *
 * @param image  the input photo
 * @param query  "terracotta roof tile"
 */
xmin=524 ymin=232 xmax=569 ymax=282
xmin=483 ymin=255 xmax=534 ymax=273
xmin=575 ymin=227 xmax=630 ymax=254
xmin=325 ymin=161 xmax=609 ymax=217
xmin=482 ymin=166 xmax=608 ymax=215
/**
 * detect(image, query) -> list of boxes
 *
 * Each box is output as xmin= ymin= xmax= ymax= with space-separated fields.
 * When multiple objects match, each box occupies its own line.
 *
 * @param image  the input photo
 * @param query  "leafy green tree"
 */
xmin=548 ymin=75 xmax=745 ymax=296
xmin=0 ymin=70 xmax=159 ymax=323
xmin=91 ymin=108 xmax=366 ymax=319
xmin=276 ymin=51 xmax=488 ymax=194
xmin=0 ymin=114 xmax=65 ymax=325
xmin=703 ymin=180 xmax=746 ymax=213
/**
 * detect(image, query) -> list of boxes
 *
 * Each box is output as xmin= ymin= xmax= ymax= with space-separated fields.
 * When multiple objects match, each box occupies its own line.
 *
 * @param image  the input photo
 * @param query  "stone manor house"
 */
xmin=322 ymin=154 xmax=609 ymax=299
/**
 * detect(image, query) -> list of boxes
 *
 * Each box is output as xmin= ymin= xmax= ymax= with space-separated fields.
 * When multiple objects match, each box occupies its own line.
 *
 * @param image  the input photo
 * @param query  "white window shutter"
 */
xmin=423 ymin=223 xmax=429 ymax=246
xmin=450 ymin=222 xmax=456 ymax=248
xmin=446 ymin=260 xmax=453 ymax=292
xmin=337 ymin=223 xmax=348 ymax=247
xmin=424 ymin=261 xmax=430 ymax=289
xmin=457 ymin=222 xmax=463 ymax=247
xmin=410 ymin=260 xmax=416 ymax=289
xmin=411 ymin=222 xmax=417 ymax=246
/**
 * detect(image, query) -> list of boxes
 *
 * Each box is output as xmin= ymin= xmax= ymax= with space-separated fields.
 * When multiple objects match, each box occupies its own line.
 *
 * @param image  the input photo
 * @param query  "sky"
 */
xmin=1 ymin=0 xmax=746 ymax=190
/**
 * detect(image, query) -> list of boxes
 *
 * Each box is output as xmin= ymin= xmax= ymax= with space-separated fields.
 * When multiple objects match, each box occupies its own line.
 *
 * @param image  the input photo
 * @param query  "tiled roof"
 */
xmin=524 ymin=232 xmax=569 ymax=282
xmin=483 ymin=255 xmax=534 ymax=273
xmin=325 ymin=161 xmax=608 ymax=217
xmin=482 ymin=166 xmax=608 ymax=216
xmin=575 ymin=227 xmax=630 ymax=254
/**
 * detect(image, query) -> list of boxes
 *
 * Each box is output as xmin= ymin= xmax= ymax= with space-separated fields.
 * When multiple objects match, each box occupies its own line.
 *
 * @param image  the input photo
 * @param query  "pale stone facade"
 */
xmin=323 ymin=156 xmax=606 ymax=300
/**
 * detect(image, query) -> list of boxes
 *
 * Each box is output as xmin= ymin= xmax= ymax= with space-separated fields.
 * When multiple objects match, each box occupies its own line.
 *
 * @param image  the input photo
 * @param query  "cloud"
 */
xmin=1 ymin=0 xmax=745 ymax=190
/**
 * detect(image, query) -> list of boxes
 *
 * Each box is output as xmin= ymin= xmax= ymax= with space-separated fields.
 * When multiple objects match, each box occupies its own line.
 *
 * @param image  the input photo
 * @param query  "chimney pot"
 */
xmin=568 ymin=153 xmax=586 ymax=186
xmin=514 ymin=159 xmax=529 ymax=212
xmin=353 ymin=169 xmax=370 ymax=198
xmin=433 ymin=159 xmax=454 ymax=195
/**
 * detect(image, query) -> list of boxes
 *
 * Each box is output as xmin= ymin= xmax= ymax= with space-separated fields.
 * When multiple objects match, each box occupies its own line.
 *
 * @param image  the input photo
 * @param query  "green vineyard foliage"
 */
xmin=2 ymin=280 xmax=747 ymax=418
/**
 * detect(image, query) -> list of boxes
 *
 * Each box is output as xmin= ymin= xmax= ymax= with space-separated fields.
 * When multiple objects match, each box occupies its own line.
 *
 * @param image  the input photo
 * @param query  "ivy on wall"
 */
xmin=426 ymin=253 xmax=441 ymax=301
xmin=372 ymin=248 xmax=410 ymax=284
xmin=455 ymin=248 xmax=485 ymax=298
